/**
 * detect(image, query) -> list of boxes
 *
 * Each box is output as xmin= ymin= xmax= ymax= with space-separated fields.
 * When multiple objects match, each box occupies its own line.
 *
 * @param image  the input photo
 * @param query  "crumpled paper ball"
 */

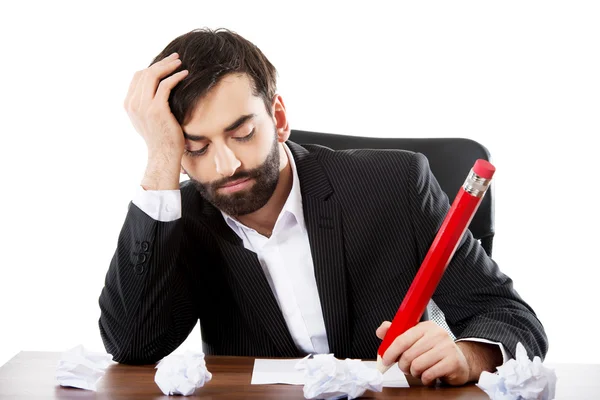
xmin=154 ymin=351 xmax=213 ymax=396
xmin=295 ymin=354 xmax=383 ymax=399
xmin=477 ymin=342 xmax=557 ymax=400
xmin=55 ymin=345 xmax=114 ymax=391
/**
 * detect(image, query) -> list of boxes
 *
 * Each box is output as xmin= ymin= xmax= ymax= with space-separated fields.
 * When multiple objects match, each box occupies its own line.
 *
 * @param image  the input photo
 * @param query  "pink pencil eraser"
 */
xmin=473 ymin=159 xmax=496 ymax=179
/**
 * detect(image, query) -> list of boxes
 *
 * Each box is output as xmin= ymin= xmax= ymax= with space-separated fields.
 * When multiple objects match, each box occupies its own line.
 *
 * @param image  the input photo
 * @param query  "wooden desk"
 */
xmin=0 ymin=352 xmax=597 ymax=399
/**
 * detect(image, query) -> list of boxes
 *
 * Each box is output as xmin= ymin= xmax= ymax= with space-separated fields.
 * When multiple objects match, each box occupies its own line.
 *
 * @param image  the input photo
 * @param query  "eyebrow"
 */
xmin=183 ymin=113 xmax=256 ymax=141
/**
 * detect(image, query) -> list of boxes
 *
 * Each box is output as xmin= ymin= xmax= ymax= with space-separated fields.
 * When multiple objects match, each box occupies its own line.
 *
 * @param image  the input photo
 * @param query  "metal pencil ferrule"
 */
xmin=462 ymin=170 xmax=492 ymax=198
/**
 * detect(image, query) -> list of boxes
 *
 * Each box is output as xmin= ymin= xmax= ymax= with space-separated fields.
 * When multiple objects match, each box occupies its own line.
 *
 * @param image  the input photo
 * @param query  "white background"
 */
xmin=0 ymin=1 xmax=598 ymax=368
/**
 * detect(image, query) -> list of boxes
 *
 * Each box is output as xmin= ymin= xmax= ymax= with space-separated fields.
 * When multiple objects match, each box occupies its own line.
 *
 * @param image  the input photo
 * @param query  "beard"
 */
xmin=189 ymin=133 xmax=280 ymax=217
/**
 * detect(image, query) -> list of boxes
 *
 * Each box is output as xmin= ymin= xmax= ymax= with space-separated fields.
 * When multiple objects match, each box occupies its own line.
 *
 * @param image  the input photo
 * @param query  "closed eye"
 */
xmin=184 ymin=145 xmax=209 ymax=157
xmin=233 ymin=128 xmax=255 ymax=142
xmin=184 ymin=127 xmax=254 ymax=157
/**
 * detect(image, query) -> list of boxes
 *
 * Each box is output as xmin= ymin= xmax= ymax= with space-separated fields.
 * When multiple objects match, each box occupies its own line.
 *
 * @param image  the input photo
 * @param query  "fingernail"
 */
xmin=170 ymin=52 xmax=179 ymax=57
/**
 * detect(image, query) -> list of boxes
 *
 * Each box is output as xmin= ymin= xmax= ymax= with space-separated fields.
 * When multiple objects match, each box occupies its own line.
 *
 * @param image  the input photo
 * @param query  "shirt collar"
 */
xmin=221 ymin=142 xmax=305 ymax=236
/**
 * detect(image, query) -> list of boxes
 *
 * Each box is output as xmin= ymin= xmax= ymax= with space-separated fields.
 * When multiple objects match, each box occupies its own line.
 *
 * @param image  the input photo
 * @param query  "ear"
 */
xmin=271 ymin=94 xmax=291 ymax=143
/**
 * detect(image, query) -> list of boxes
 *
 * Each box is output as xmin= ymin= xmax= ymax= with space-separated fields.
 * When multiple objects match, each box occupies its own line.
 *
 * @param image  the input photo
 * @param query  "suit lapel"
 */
xmin=288 ymin=142 xmax=351 ymax=358
xmin=200 ymin=202 xmax=300 ymax=357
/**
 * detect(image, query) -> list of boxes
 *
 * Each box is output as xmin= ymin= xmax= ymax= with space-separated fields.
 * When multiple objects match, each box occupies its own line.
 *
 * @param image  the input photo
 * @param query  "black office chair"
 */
xmin=290 ymin=129 xmax=495 ymax=257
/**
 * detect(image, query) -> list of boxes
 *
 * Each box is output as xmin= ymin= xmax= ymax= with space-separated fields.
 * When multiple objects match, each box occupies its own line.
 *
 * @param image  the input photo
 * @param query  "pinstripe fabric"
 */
xmin=98 ymin=141 xmax=548 ymax=364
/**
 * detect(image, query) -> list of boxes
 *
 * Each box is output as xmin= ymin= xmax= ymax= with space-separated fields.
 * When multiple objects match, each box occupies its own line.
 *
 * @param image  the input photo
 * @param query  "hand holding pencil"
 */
xmin=375 ymin=159 xmax=498 ymax=385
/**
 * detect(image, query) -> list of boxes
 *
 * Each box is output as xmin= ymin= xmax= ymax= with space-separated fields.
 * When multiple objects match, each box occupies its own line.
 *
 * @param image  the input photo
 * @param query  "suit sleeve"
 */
xmin=408 ymin=152 xmax=548 ymax=360
xmin=98 ymin=202 xmax=197 ymax=364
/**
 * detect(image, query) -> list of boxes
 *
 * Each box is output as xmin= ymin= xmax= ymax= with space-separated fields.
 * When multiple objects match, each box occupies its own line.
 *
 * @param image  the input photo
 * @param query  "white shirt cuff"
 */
xmin=132 ymin=185 xmax=181 ymax=222
xmin=455 ymin=337 xmax=509 ymax=364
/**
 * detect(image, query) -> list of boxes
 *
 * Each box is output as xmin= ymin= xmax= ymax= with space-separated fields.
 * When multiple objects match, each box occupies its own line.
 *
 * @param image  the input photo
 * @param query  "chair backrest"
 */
xmin=290 ymin=129 xmax=495 ymax=257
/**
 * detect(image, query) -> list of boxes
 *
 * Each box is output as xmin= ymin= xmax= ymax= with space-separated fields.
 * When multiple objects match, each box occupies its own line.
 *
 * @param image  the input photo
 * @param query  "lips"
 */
xmin=220 ymin=177 xmax=251 ymax=189
xmin=216 ymin=177 xmax=255 ymax=194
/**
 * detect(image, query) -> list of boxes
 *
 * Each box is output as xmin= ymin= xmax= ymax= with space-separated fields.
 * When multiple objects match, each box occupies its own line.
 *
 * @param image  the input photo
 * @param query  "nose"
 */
xmin=214 ymin=143 xmax=241 ymax=178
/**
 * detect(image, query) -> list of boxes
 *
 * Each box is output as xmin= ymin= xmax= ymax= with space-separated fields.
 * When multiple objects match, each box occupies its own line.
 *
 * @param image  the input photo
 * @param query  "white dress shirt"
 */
xmin=132 ymin=143 xmax=508 ymax=361
xmin=217 ymin=144 xmax=329 ymax=354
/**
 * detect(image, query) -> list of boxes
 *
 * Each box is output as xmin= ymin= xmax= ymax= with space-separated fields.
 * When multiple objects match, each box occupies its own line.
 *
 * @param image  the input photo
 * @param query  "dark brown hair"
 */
xmin=150 ymin=28 xmax=278 ymax=125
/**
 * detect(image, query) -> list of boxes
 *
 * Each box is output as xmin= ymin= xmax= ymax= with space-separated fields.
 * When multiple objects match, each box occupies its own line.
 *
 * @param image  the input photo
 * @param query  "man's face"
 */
xmin=181 ymin=74 xmax=284 ymax=216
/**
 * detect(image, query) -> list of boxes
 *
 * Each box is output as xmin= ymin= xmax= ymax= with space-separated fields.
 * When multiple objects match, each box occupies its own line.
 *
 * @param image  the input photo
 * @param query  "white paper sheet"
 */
xmin=251 ymin=358 xmax=409 ymax=388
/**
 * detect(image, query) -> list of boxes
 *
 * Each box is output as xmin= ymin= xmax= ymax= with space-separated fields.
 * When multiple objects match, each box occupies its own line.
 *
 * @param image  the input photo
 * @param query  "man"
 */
xmin=99 ymin=28 xmax=547 ymax=386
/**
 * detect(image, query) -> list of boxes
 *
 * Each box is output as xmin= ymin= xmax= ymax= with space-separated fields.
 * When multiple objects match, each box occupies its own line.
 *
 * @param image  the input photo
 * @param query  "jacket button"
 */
xmin=138 ymin=254 xmax=147 ymax=264
xmin=134 ymin=264 xmax=145 ymax=274
xmin=141 ymin=242 xmax=150 ymax=251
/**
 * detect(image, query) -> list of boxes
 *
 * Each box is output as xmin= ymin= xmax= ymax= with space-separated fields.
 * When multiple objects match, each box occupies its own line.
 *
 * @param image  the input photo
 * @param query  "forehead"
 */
xmin=183 ymin=73 xmax=266 ymax=135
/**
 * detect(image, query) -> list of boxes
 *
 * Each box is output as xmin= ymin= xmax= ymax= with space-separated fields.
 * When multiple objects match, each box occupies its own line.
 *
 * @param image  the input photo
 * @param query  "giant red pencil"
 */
xmin=376 ymin=159 xmax=495 ymax=373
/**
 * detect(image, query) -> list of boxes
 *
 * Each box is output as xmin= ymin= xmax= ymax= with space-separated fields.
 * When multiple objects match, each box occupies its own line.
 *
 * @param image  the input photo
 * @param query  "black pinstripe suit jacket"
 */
xmin=98 ymin=141 xmax=547 ymax=365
